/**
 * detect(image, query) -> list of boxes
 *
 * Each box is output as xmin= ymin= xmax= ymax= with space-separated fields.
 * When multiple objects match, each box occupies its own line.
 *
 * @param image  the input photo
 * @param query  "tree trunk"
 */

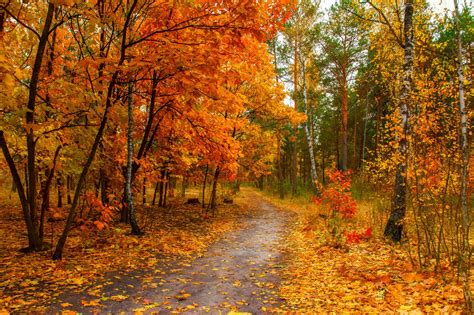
xmin=277 ymin=136 xmax=285 ymax=199
xmin=163 ymin=174 xmax=169 ymax=208
xmin=57 ymin=175 xmax=63 ymax=208
xmin=321 ymin=150 xmax=326 ymax=185
xmin=292 ymin=35 xmax=298 ymax=197
xmin=209 ymin=167 xmax=220 ymax=213
xmin=272 ymin=39 xmax=285 ymax=200
xmin=361 ymin=92 xmax=370 ymax=167
xmin=53 ymin=0 xmax=140 ymax=259
xmin=53 ymin=72 xmax=120 ymax=260
xmin=336 ymin=113 xmax=340 ymax=169
xmin=292 ymin=137 xmax=298 ymax=196
xmin=258 ymin=176 xmax=264 ymax=191
xmin=152 ymin=182 xmax=159 ymax=206
xmin=454 ymin=0 xmax=472 ymax=310
xmin=125 ymin=83 xmax=141 ymax=235
xmin=0 ymin=132 xmax=38 ymax=249
xmin=340 ymin=80 xmax=348 ymax=171
xmin=301 ymin=58 xmax=320 ymax=195
xmin=0 ymin=3 xmax=55 ymax=251
xmin=375 ymin=97 xmax=381 ymax=158
xmin=384 ymin=0 xmax=414 ymax=242
xmin=142 ymin=177 xmax=146 ymax=204
xmin=202 ymin=164 xmax=209 ymax=208
xmin=353 ymin=114 xmax=357 ymax=169
xmin=158 ymin=170 xmax=166 ymax=207
xmin=181 ymin=176 xmax=186 ymax=198
xmin=66 ymin=175 xmax=72 ymax=205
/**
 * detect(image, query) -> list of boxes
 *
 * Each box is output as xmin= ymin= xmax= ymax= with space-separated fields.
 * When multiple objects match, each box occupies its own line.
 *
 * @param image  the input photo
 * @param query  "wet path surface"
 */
xmin=46 ymin=193 xmax=292 ymax=314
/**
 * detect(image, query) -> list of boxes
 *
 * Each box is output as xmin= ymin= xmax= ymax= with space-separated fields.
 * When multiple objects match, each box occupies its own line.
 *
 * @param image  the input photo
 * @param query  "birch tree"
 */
xmin=383 ymin=0 xmax=414 ymax=242
xmin=453 ymin=0 xmax=472 ymax=310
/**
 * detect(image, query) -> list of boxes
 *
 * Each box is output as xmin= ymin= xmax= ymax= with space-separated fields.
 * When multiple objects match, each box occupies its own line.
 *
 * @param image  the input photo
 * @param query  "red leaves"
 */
xmin=313 ymin=168 xmax=357 ymax=218
xmin=344 ymin=228 xmax=372 ymax=244
xmin=313 ymin=168 xmax=372 ymax=245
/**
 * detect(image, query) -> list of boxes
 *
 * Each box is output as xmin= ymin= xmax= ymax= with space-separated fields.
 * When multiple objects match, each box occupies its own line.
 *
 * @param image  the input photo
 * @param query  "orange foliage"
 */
xmin=313 ymin=169 xmax=357 ymax=219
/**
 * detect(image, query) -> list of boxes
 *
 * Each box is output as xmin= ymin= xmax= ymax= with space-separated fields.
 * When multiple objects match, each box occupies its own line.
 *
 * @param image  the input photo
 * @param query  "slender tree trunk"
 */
xmin=0 ymin=3 xmax=55 ymax=251
xmin=66 ymin=175 xmax=72 ymax=205
xmin=454 ymin=0 xmax=472 ymax=310
xmin=181 ymin=176 xmax=186 ymax=198
xmin=152 ymin=182 xmax=159 ymax=206
xmin=158 ymin=170 xmax=166 ymax=207
xmin=375 ymin=97 xmax=381 ymax=158
xmin=125 ymin=83 xmax=141 ymax=235
xmin=53 ymin=0 xmax=139 ymax=259
xmin=53 ymin=72 xmax=120 ymax=260
xmin=322 ymin=150 xmax=326 ymax=185
xmin=272 ymin=39 xmax=285 ymax=200
xmin=26 ymin=4 xmax=55 ymax=242
xmin=301 ymin=59 xmax=320 ymax=195
xmin=341 ymin=80 xmax=348 ymax=171
xmin=39 ymin=169 xmax=50 ymax=243
xmin=202 ymin=164 xmax=209 ymax=208
xmin=277 ymin=136 xmax=285 ymax=199
xmin=291 ymin=35 xmax=299 ymax=197
xmin=57 ymin=175 xmax=63 ymax=208
xmin=163 ymin=174 xmax=169 ymax=208
xmin=0 ymin=9 xmax=4 ymax=36
xmin=142 ymin=177 xmax=146 ymax=204
xmin=384 ymin=0 xmax=414 ymax=242
xmin=0 ymin=132 xmax=37 ymax=247
xmin=336 ymin=113 xmax=340 ymax=169
xmin=362 ymin=92 xmax=370 ymax=167
xmin=209 ymin=167 xmax=220 ymax=213
xmin=353 ymin=115 xmax=357 ymax=169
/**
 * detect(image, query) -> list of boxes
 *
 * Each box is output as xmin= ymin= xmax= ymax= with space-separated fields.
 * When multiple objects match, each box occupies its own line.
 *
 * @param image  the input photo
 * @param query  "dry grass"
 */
xmin=252 ymin=188 xmax=467 ymax=313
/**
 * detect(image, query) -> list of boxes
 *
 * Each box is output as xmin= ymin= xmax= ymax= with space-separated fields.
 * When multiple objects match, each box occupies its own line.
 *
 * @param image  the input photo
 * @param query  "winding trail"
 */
xmin=47 ymin=191 xmax=292 ymax=314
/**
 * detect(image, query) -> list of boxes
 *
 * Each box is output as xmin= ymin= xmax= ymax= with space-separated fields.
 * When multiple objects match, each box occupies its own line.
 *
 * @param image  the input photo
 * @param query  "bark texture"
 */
xmin=384 ymin=0 xmax=414 ymax=242
xmin=453 ymin=0 xmax=472 ymax=310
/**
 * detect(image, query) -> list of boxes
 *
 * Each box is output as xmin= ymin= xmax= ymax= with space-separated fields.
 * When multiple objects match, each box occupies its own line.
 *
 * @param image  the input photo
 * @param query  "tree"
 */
xmin=453 ymin=0 xmax=472 ymax=310
xmin=125 ymin=82 xmax=141 ymax=235
xmin=383 ymin=0 xmax=414 ymax=242
xmin=316 ymin=0 xmax=367 ymax=171
xmin=0 ymin=1 xmax=64 ymax=251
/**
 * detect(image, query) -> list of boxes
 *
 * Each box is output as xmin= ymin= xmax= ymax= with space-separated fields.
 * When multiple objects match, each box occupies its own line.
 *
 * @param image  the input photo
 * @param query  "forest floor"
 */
xmin=0 ymin=188 xmax=468 ymax=313
xmin=44 ymin=192 xmax=292 ymax=314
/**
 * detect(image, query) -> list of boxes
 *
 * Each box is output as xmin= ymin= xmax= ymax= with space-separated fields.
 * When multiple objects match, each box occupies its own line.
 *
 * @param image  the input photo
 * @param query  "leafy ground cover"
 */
xmin=0 ymin=188 xmax=470 ymax=313
xmin=254 ymin=190 xmax=467 ymax=313
xmin=0 ymin=195 xmax=249 ymax=312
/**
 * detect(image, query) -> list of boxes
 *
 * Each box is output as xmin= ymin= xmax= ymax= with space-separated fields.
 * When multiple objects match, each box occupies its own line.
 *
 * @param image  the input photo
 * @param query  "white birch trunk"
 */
xmin=384 ymin=0 xmax=414 ymax=241
xmin=300 ymin=58 xmax=320 ymax=195
xmin=453 ymin=0 xmax=472 ymax=311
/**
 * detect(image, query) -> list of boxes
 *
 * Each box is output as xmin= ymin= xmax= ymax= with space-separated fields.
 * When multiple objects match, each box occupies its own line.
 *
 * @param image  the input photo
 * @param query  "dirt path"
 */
xmin=46 ymin=192 xmax=292 ymax=314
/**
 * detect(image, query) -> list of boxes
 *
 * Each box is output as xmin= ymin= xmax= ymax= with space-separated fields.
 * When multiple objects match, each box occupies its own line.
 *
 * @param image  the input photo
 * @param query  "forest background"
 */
xmin=0 ymin=0 xmax=472 ymax=312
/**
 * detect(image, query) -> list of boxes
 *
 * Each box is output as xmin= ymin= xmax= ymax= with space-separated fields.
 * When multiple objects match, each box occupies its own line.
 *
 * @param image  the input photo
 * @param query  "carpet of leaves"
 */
xmin=255 ymin=192 xmax=467 ymax=313
xmin=0 ymin=199 xmax=248 ymax=312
